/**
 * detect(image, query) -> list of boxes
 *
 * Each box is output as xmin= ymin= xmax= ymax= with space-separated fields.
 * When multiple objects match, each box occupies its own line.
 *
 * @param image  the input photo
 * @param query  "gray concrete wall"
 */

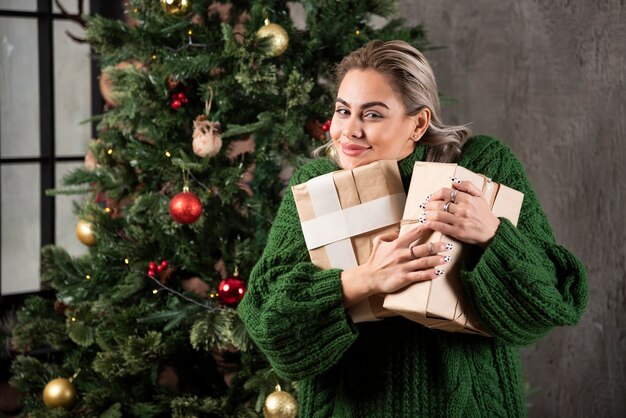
xmin=397 ymin=1 xmax=625 ymax=416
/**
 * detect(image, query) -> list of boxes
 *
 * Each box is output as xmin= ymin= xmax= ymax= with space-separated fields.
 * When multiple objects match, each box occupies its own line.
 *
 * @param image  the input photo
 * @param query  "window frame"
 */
xmin=0 ymin=0 xmax=121 ymax=297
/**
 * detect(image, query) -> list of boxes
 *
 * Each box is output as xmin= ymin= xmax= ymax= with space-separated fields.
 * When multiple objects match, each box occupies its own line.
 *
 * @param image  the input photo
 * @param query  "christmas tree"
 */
xmin=9 ymin=1 xmax=427 ymax=416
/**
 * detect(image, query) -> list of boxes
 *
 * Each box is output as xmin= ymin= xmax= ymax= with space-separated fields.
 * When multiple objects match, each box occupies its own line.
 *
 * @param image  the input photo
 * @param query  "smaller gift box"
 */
xmin=382 ymin=162 xmax=524 ymax=336
xmin=292 ymin=160 xmax=406 ymax=323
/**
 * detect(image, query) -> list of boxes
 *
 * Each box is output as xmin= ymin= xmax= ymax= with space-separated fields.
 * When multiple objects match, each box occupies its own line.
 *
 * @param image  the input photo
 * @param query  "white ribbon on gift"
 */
xmin=301 ymin=172 xmax=406 ymax=321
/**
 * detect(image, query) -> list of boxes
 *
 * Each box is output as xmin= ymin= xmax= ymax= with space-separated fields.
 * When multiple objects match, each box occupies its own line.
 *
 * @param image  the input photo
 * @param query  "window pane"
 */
xmin=0 ymin=1 xmax=37 ymax=12
xmin=1 ymin=164 xmax=41 ymax=295
xmin=0 ymin=17 xmax=40 ymax=158
xmin=54 ymin=21 xmax=91 ymax=156
xmin=55 ymin=162 xmax=87 ymax=256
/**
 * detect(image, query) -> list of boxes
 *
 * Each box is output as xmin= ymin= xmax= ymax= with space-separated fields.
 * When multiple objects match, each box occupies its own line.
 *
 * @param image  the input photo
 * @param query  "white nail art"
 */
xmin=443 ymin=256 xmax=452 ymax=263
xmin=445 ymin=243 xmax=453 ymax=250
xmin=450 ymin=177 xmax=462 ymax=184
xmin=435 ymin=269 xmax=445 ymax=276
xmin=418 ymin=217 xmax=426 ymax=224
xmin=425 ymin=194 xmax=431 ymax=201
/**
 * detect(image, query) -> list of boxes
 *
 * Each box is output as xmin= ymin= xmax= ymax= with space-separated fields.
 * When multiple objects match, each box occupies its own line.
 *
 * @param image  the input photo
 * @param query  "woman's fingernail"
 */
xmin=450 ymin=177 xmax=461 ymax=184
xmin=418 ymin=217 xmax=426 ymax=224
xmin=435 ymin=269 xmax=445 ymax=276
xmin=443 ymin=255 xmax=452 ymax=263
xmin=420 ymin=210 xmax=426 ymax=218
xmin=445 ymin=243 xmax=453 ymax=250
xmin=425 ymin=194 xmax=431 ymax=201
xmin=419 ymin=203 xmax=426 ymax=210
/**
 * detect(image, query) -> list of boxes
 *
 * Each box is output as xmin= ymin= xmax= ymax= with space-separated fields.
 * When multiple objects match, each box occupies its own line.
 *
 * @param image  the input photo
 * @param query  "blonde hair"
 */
xmin=315 ymin=40 xmax=470 ymax=163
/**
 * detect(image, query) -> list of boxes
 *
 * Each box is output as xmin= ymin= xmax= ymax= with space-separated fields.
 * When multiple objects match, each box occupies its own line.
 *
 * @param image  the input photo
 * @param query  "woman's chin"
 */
xmin=337 ymin=149 xmax=373 ymax=169
xmin=339 ymin=156 xmax=369 ymax=169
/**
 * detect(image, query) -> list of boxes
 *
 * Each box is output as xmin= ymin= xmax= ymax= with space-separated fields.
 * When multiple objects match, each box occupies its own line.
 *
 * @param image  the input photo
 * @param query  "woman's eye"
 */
xmin=364 ymin=112 xmax=382 ymax=119
xmin=335 ymin=108 xmax=349 ymax=115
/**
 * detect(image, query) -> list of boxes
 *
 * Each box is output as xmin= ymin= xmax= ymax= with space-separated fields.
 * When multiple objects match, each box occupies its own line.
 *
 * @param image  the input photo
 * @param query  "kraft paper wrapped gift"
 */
xmin=292 ymin=160 xmax=406 ymax=323
xmin=382 ymin=162 xmax=524 ymax=336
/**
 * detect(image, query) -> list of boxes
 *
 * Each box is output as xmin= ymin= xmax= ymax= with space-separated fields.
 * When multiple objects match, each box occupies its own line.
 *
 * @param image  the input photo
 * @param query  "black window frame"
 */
xmin=0 ymin=0 xmax=122 ymax=299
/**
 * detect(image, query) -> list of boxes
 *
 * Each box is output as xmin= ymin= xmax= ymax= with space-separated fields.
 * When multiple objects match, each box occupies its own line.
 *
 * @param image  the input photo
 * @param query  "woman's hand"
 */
xmin=423 ymin=179 xmax=500 ymax=247
xmin=341 ymin=223 xmax=452 ymax=308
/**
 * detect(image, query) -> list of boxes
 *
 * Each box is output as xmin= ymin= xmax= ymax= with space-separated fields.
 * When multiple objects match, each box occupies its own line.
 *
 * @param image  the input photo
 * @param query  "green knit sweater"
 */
xmin=238 ymin=136 xmax=587 ymax=417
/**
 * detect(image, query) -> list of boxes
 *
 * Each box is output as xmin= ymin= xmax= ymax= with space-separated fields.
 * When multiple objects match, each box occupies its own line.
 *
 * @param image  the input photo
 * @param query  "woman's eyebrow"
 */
xmin=336 ymin=98 xmax=390 ymax=110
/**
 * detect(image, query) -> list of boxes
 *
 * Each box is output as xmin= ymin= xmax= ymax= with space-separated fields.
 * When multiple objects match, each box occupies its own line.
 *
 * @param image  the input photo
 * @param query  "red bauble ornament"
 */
xmin=169 ymin=190 xmax=202 ymax=224
xmin=171 ymin=99 xmax=182 ymax=109
xmin=217 ymin=276 xmax=246 ymax=307
xmin=322 ymin=119 xmax=331 ymax=132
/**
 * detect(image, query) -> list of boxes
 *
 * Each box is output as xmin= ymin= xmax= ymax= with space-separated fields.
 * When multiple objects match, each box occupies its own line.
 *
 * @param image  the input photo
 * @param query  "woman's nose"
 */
xmin=342 ymin=117 xmax=363 ymax=138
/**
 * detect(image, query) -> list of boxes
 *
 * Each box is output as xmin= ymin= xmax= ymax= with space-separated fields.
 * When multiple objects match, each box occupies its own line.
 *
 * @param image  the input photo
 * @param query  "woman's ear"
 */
xmin=410 ymin=107 xmax=431 ymax=142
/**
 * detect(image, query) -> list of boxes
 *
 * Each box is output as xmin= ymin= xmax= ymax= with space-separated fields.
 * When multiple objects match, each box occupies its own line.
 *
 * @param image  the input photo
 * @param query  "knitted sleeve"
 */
xmin=459 ymin=136 xmax=588 ymax=346
xmin=237 ymin=160 xmax=359 ymax=381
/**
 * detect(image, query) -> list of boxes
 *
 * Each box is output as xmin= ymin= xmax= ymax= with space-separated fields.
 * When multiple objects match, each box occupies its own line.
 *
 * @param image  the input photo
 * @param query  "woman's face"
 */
xmin=330 ymin=69 xmax=419 ymax=169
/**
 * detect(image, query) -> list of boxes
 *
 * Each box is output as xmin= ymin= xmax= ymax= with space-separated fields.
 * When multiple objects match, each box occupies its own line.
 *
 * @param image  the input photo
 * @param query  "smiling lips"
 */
xmin=341 ymin=142 xmax=372 ymax=156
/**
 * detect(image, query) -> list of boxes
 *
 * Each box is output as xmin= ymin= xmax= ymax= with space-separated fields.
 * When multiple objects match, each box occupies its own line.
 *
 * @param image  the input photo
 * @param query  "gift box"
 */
xmin=382 ymin=162 xmax=524 ymax=336
xmin=292 ymin=160 xmax=406 ymax=323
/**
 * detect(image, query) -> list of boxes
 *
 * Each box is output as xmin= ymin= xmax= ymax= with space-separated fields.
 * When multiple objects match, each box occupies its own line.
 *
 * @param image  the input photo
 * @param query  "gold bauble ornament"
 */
xmin=76 ymin=220 xmax=96 ymax=246
xmin=256 ymin=19 xmax=289 ymax=57
xmin=43 ymin=378 xmax=77 ymax=409
xmin=160 ymin=0 xmax=190 ymax=15
xmin=263 ymin=385 xmax=298 ymax=418
xmin=325 ymin=144 xmax=337 ymax=159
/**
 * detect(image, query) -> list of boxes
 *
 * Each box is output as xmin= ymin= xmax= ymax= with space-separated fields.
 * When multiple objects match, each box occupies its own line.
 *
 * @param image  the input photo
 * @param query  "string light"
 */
xmin=165 ymin=151 xmax=171 ymax=157
xmin=355 ymin=29 xmax=361 ymax=36
xmin=124 ymin=258 xmax=130 ymax=264
xmin=85 ymin=275 xmax=91 ymax=280
xmin=151 ymin=53 xmax=157 ymax=60
xmin=187 ymin=28 xmax=193 ymax=36
xmin=152 ymin=289 xmax=159 ymax=294
xmin=107 ymin=148 xmax=113 ymax=155
xmin=71 ymin=317 xmax=76 ymax=322
xmin=104 ymin=207 xmax=111 ymax=214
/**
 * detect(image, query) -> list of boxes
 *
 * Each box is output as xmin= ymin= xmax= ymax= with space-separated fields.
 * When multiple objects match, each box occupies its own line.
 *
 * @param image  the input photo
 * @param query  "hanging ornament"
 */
xmin=43 ymin=371 xmax=80 ymax=409
xmin=321 ymin=119 xmax=332 ymax=132
xmin=325 ymin=144 xmax=337 ymax=159
xmin=217 ymin=269 xmax=246 ymax=307
xmin=256 ymin=19 xmax=289 ymax=57
xmin=192 ymin=116 xmax=221 ymax=156
xmin=169 ymin=190 xmax=202 ymax=224
xmin=192 ymin=86 xmax=222 ymax=158
xmin=160 ymin=0 xmax=190 ymax=15
xmin=263 ymin=384 xmax=298 ymax=418
xmin=76 ymin=219 xmax=96 ymax=246
xmin=169 ymin=171 xmax=202 ymax=224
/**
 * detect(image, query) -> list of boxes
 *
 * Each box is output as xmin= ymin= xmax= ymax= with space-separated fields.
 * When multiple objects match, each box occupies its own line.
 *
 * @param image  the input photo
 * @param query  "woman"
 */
xmin=238 ymin=40 xmax=587 ymax=417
